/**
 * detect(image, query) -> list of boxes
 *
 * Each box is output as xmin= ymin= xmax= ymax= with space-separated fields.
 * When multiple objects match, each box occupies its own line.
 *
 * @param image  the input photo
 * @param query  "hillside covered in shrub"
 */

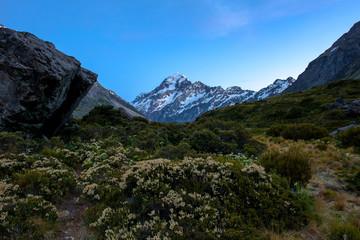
xmin=1 ymin=79 xmax=360 ymax=239
xmin=198 ymin=79 xmax=360 ymax=130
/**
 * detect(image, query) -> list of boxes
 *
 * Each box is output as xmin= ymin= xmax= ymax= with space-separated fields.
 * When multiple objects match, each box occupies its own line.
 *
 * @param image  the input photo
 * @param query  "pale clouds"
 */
xmin=199 ymin=0 xmax=342 ymax=37
xmin=201 ymin=0 xmax=249 ymax=37
xmin=256 ymin=0 xmax=342 ymax=20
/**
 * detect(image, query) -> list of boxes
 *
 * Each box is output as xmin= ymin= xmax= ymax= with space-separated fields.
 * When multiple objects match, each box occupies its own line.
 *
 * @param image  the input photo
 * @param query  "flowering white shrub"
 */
xmin=0 ymin=188 xmax=58 ymax=238
xmin=88 ymin=157 xmax=311 ymax=239
xmin=0 ymin=137 xmax=313 ymax=239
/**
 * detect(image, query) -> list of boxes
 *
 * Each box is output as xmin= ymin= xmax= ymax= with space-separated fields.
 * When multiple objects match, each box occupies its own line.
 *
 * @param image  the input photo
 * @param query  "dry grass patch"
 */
xmin=264 ymin=230 xmax=300 ymax=240
xmin=297 ymin=223 xmax=325 ymax=240
xmin=333 ymin=194 xmax=348 ymax=211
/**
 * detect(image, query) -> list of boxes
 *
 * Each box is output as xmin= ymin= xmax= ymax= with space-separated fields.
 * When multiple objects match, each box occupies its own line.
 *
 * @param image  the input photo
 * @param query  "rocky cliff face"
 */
xmin=132 ymin=74 xmax=294 ymax=122
xmin=73 ymin=81 xmax=143 ymax=119
xmin=284 ymin=21 xmax=360 ymax=93
xmin=0 ymin=27 xmax=97 ymax=137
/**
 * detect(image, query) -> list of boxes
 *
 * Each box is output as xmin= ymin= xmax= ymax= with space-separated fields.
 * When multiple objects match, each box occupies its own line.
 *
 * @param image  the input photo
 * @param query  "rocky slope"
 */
xmin=132 ymin=74 xmax=294 ymax=122
xmin=284 ymin=21 xmax=360 ymax=93
xmin=73 ymin=81 xmax=143 ymax=119
xmin=0 ymin=26 xmax=97 ymax=137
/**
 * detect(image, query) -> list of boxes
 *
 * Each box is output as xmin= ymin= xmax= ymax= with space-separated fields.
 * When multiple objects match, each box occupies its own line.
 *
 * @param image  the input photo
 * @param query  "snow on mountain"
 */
xmin=132 ymin=74 xmax=295 ymax=122
xmin=253 ymin=77 xmax=295 ymax=100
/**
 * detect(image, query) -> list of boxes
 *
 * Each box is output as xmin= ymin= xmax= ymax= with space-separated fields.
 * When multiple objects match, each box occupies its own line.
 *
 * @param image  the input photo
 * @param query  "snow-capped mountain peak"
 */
xmin=254 ymin=77 xmax=295 ymax=100
xmin=132 ymin=74 xmax=295 ymax=122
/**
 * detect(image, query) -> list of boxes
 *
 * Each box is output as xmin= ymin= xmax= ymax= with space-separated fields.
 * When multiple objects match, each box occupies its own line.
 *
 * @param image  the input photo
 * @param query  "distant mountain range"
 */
xmin=132 ymin=74 xmax=295 ymax=122
xmin=78 ymin=21 xmax=360 ymax=123
xmin=73 ymin=81 xmax=143 ymax=119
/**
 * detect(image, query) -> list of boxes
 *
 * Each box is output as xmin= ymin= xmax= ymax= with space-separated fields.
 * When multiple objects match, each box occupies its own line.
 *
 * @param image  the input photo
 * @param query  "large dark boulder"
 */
xmin=0 ymin=26 xmax=97 ymax=137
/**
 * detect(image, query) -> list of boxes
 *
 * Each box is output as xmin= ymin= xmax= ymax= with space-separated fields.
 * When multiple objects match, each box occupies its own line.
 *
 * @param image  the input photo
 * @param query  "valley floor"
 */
xmin=1 ymin=131 xmax=359 ymax=239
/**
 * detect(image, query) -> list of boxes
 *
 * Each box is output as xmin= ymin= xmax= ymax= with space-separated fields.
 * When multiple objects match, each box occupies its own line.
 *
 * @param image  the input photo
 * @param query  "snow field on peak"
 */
xmin=132 ymin=74 xmax=295 ymax=122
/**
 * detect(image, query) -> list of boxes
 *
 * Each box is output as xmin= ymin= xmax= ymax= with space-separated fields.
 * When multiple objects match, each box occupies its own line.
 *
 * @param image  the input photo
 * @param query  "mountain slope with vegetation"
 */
xmin=199 ymin=79 xmax=360 ymax=131
xmin=1 ymin=101 xmax=360 ymax=239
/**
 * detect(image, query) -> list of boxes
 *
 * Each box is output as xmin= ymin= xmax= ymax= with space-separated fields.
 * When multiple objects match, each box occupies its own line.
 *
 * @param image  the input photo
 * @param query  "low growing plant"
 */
xmin=259 ymin=146 xmax=312 ymax=187
xmin=267 ymin=123 xmax=329 ymax=141
xmin=338 ymin=126 xmax=360 ymax=149
xmin=328 ymin=222 xmax=360 ymax=240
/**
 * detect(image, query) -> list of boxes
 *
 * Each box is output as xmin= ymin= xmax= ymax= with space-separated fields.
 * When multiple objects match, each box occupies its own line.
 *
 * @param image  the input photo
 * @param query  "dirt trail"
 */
xmin=53 ymin=169 xmax=94 ymax=240
xmin=53 ymin=194 xmax=92 ymax=240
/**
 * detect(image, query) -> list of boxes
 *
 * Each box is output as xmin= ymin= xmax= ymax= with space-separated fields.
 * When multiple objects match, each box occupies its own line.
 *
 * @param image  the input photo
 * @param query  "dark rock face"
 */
xmin=284 ymin=21 xmax=360 ymax=93
xmin=73 ymin=81 xmax=143 ymax=119
xmin=0 ymin=27 xmax=97 ymax=137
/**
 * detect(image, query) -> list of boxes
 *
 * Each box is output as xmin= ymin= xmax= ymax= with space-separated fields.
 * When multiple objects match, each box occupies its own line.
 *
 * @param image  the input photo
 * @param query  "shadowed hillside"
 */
xmin=198 ymin=79 xmax=360 ymax=131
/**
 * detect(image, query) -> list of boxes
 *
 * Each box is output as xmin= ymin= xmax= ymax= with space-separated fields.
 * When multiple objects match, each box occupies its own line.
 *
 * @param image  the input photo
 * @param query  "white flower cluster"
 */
xmin=78 ymin=144 xmax=134 ymax=202
xmin=90 ymin=156 xmax=281 ymax=238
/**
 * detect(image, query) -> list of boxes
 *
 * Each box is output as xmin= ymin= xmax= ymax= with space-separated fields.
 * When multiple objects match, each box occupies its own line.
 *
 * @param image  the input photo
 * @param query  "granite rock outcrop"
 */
xmin=0 ymin=27 xmax=97 ymax=137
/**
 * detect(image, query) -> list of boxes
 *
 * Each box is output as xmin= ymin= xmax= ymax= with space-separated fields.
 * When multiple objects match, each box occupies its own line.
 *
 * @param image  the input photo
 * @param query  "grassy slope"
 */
xmin=198 ymin=79 xmax=360 ymax=130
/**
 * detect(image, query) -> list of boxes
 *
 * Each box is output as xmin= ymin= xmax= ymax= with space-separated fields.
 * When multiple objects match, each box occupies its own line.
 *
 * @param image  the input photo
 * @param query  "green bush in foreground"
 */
xmin=267 ymin=123 xmax=329 ymax=141
xmin=87 ymin=157 xmax=312 ymax=239
xmin=0 ymin=131 xmax=29 ymax=153
xmin=259 ymin=147 xmax=311 ymax=187
xmin=347 ymin=170 xmax=360 ymax=192
xmin=338 ymin=126 xmax=360 ymax=149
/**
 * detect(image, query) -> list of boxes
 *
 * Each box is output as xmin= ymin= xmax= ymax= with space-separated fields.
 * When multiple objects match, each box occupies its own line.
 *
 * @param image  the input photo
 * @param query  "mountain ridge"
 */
xmin=284 ymin=21 xmax=360 ymax=93
xmin=73 ymin=81 xmax=143 ymax=119
xmin=132 ymin=74 xmax=295 ymax=122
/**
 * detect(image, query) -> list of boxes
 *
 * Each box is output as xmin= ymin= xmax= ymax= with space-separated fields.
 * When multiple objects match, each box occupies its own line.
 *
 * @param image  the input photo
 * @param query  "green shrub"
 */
xmin=316 ymin=142 xmax=328 ymax=150
xmin=190 ymin=129 xmax=220 ymax=153
xmin=132 ymin=116 xmax=149 ymax=124
xmin=40 ymin=147 xmax=81 ymax=168
xmin=0 ymin=194 xmax=58 ymax=239
xmin=321 ymin=136 xmax=333 ymax=143
xmin=154 ymin=142 xmax=197 ymax=160
xmin=347 ymin=170 xmax=360 ymax=192
xmin=100 ymin=136 xmax=123 ymax=149
xmin=0 ymin=154 xmax=36 ymax=178
xmin=267 ymin=123 xmax=329 ymax=141
xmin=259 ymin=146 xmax=311 ymax=187
xmin=266 ymin=124 xmax=284 ymax=137
xmin=13 ymin=166 xmax=76 ymax=202
xmin=323 ymin=108 xmax=346 ymax=120
xmin=338 ymin=126 xmax=360 ymax=149
xmin=82 ymin=105 xmax=130 ymax=126
xmin=243 ymin=143 xmax=260 ymax=157
xmin=0 ymin=131 xmax=29 ymax=153
xmin=78 ymin=124 xmax=114 ymax=141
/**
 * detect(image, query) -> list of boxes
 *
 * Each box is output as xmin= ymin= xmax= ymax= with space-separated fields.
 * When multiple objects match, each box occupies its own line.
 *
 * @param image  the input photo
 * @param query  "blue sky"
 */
xmin=2 ymin=0 xmax=360 ymax=101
